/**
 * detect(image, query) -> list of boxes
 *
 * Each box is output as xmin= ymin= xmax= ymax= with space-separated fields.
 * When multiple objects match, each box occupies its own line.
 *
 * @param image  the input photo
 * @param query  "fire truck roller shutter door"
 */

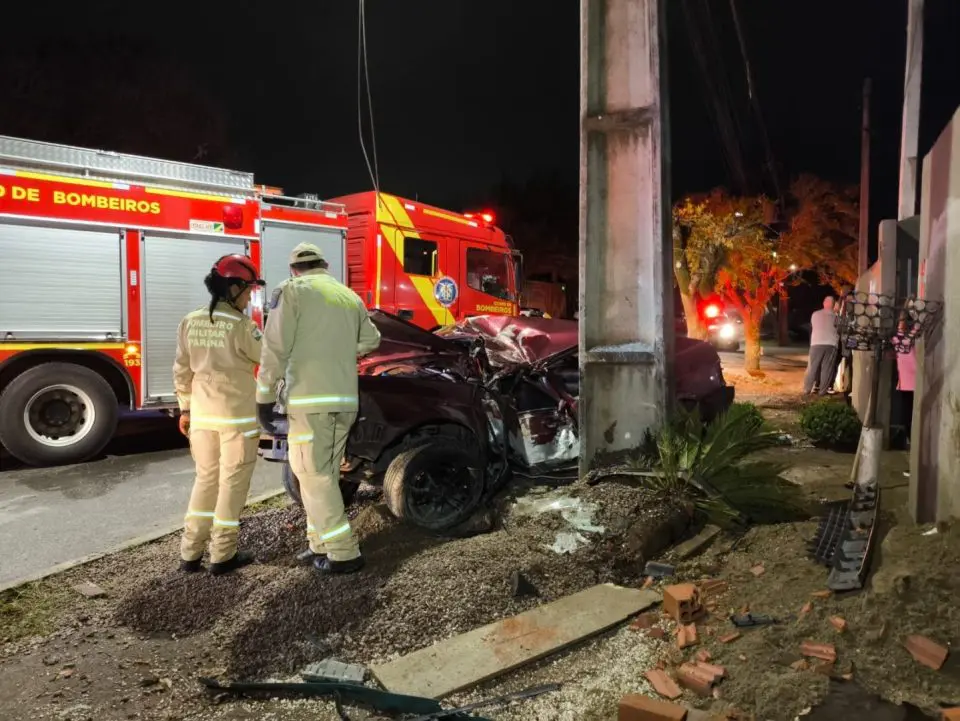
xmin=260 ymin=223 xmax=346 ymax=305
xmin=1 ymin=224 xmax=122 ymax=337
xmin=141 ymin=234 xmax=246 ymax=401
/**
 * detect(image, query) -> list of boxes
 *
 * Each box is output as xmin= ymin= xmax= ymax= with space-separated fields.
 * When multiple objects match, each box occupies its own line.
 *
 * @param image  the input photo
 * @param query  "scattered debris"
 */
xmin=677 ymin=663 xmax=715 ymax=696
xmin=514 ymin=494 xmax=606 ymax=556
xmin=509 ymin=571 xmax=539 ymax=599
xmin=406 ymin=682 xmax=561 ymax=721
xmin=811 ymin=590 xmax=832 ymax=599
xmin=719 ymin=631 xmax=741 ymax=644
xmin=800 ymin=642 xmax=837 ymax=663
xmin=71 ymin=582 xmax=107 ymax=599
xmin=647 ymin=627 xmax=666 ymax=640
xmin=619 ymin=694 xmax=688 ymax=721
xmin=730 ymin=613 xmax=781 ymax=628
xmin=644 ymin=669 xmax=683 ymax=700
xmin=790 ymin=659 xmax=810 ymax=671
xmin=676 ymin=623 xmax=698 ymax=649
xmin=942 ymin=708 xmax=960 ymax=721
xmin=829 ymin=616 xmax=847 ymax=633
xmin=750 ymin=564 xmax=766 ymax=577
xmin=672 ymin=524 xmax=722 ymax=560
xmin=644 ymin=561 xmax=677 ymax=578
xmin=301 ymin=658 xmax=367 ymax=685
xmin=663 ymin=584 xmax=702 ymax=623
xmin=695 ymin=649 xmax=712 ymax=663
xmin=699 ymin=579 xmax=728 ymax=599
xmin=630 ymin=612 xmax=657 ymax=631
xmin=903 ymin=634 xmax=949 ymax=670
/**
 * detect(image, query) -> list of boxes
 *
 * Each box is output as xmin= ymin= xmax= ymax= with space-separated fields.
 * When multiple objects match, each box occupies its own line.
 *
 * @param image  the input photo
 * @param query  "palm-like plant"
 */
xmin=641 ymin=404 xmax=810 ymax=528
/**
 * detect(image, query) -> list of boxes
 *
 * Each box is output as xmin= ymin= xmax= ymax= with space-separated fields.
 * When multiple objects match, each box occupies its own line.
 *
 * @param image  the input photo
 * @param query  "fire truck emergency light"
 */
xmin=703 ymin=303 xmax=721 ymax=319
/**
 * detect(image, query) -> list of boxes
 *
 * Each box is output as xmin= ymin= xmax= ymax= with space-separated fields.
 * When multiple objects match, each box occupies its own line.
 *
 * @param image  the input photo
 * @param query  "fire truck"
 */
xmin=0 ymin=135 xmax=520 ymax=467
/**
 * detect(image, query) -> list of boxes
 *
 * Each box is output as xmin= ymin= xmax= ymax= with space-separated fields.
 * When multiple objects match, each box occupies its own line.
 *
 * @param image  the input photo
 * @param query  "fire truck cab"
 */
xmin=332 ymin=191 xmax=520 ymax=330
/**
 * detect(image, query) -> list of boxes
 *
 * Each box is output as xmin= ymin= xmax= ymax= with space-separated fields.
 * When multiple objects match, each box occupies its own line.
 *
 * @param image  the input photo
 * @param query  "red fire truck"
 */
xmin=0 ymin=136 xmax=520 ymax=467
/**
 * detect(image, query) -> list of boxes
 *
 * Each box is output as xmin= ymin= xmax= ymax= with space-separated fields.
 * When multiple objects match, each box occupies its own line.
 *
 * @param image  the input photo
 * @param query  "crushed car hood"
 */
xmin=437 ymin=315 xmax=578 ymax=367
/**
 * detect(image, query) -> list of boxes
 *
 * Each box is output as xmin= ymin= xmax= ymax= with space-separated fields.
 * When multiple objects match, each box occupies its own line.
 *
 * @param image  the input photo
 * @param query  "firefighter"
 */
xmin=173 ymin=254 xmax=265 ymax=575
xmin=257 ymin=242 xmax=381 ymax=575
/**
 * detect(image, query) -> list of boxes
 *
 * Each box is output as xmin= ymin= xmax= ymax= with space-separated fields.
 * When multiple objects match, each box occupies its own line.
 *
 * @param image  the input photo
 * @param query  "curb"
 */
xmin=0 ymin=488 xmax=286 ymax=594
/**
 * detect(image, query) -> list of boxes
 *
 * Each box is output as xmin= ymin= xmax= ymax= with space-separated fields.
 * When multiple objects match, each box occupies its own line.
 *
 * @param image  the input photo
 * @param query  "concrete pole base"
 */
xmin=856 ymin=426 xmax=884 ymax=488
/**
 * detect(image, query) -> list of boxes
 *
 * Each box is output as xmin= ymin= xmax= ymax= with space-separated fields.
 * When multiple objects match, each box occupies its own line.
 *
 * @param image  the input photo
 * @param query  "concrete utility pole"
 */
xmin=898 ymin=0 xmax=924 ymax=220
xmin=578 ymin=0 xmax=673 ymax=472
xmin=858 ymin=78 xmax=872 ymax=275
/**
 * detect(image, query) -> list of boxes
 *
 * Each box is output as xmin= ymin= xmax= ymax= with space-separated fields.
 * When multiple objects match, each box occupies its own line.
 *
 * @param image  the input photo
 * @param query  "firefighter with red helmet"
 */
xmin=173 ymin=254 xmax=265 ymax=575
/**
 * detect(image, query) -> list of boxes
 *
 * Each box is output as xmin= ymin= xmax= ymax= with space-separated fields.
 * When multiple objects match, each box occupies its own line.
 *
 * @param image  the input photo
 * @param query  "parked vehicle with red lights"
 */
xmin=0 ymin=136 xmax=523 ymax=467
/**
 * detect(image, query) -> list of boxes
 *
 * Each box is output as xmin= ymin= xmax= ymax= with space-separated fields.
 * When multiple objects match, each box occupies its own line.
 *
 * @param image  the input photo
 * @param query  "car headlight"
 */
xmin=718 ymin=323 xmax=736 ymax=340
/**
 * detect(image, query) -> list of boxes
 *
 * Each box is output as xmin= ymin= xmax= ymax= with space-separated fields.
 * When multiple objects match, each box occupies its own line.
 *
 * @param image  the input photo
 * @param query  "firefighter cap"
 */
xmin=289 ymin=242 xmax=325 ymax=265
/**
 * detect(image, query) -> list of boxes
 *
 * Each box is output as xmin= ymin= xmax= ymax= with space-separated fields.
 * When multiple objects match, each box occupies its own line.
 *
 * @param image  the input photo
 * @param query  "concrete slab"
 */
xmin=371 ymin=583 xmax=661 ymax=699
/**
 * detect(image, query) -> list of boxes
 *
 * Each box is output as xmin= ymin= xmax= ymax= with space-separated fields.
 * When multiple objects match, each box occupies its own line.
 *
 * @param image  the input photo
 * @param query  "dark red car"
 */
xmin=262 ymin=312 xmax=734 ymax=531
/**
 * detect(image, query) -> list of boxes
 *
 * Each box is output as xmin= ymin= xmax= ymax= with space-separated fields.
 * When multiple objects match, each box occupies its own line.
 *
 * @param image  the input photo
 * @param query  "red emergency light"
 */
xmin=222 ymin=204 xmax=244 ymax=230
xmin=703 ymin=303 xmax=721 ymax=319
xmin=464 ymin=210 xmax=496 ymax=226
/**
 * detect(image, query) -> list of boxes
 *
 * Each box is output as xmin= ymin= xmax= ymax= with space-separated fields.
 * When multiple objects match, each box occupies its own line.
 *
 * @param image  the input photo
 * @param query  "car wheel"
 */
xmin=280 ymin=463 xmax=360 ymax=509
xmin=383 ymin=439 xmax=484 ymax=531
xmin=0 ymin=362 xmax=119 ymax=467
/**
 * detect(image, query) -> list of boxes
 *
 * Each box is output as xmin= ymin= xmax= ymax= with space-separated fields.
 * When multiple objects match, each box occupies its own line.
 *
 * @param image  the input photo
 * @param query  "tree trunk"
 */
xmin=679 ymin=292 xmax=707 ymax=340
xmin=743 ymin=317 xmax=763 ymax=375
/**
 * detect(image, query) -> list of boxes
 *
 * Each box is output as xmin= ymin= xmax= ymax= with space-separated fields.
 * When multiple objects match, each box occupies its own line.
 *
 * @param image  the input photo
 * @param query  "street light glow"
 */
xmin=790 ymin=263 xmax=798 ymax=271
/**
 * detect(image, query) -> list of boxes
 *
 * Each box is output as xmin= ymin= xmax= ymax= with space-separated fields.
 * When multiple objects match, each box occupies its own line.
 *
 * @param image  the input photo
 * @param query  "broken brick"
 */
xmin=677 ymin=663 xmax=715 ymax=697
xmin=811 ymin=590 xmax=832 ymax=599
xmin=812 ymin=661 xmax=836 ymax=676
xmin=719 ymin=632 xmax=741 ymax=644
xmin=903 ymin=634 xmax=949 ymax=670
xmin=941 ymin=709 xmax=960 ymax=721
xmin=695 ymin=649 xmax=712 ymax=663
xmin=646 ymin=627 xmax=666 ymax=640
xmin=750 ymin=564 xmax=765 ymax=577
xmin=631 ymin=613 xmax=657 ymax=631
xmin=644 ymin=669 xmax=683 ymax=700
xmin=799 ymin=601 xmax=813 ymax=616
xmin=642 ymin=576 xmax=655 ymax=590
xmin=663 ymin=584 xmax=703 ymax=623
xmin=830 ymin=616 xmax=847 ymax=633
xmin=695 ymin=661 xmax=726 ymax=681
xmin=790 ymin=659 xmax=810 ymax=671
xmin=676 ymin=623 xmax=698 ymax=649
xmin=618 ymin=693 xmax=688 ymax=721
xmin=800 ymin=641 xmax=837 ymax=663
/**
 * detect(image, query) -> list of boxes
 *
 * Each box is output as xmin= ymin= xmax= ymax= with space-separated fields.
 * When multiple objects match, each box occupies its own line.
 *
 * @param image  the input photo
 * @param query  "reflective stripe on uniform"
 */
xmin=214 ymin=517 xmax=240 ymax=528
xmin=289 ymin=433 xmax=314 ymax=445
xmin=320 ymin=523 xmax=351 ymax=541
xmin=307 ymin=523 xmax=317 ymax=533
xmin=186 ymin=510 xmax=215 ymax=519
xmin=212 ymin=311 xmax=242 ymax=321
xmin=287 ymin=395 xmax=357 ymax=407
xmin=243 ymin=429 xmax=261 ymax=438
xmin=257 ymin=383 xmax=272 ymax=394
xmin=190 ymin=415 xmax=258 ymax=425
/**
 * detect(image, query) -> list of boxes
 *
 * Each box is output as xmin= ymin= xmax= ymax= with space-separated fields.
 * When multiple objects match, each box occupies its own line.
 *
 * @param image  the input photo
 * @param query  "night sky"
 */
xmin=3 ymin=0 xmax=959 ymax=239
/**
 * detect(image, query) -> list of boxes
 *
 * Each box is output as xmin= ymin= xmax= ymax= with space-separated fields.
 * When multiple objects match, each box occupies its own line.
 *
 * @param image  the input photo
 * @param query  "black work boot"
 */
xmin=209 ymin=551 xmax=255 ymax=576
xmin=313 ymin=555 xmax=365 ymax=575
xmin=180 ymin=558 xmax=204 ymax=573
xmin=296 ymin=548 xmax=326 ymax=565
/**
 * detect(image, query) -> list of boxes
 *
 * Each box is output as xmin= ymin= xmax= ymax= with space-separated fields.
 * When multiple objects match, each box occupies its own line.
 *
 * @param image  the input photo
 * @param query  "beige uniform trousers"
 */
xmin=288 ymin=412 xmax=360 ymax=561
xmin=181 ymin=428 xmax=259 ymax=564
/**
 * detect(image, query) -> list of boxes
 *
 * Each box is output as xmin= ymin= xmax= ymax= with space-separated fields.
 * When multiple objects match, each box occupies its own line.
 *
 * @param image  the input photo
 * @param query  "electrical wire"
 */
xmin=357 ymin=0 xmax=380 ymax=195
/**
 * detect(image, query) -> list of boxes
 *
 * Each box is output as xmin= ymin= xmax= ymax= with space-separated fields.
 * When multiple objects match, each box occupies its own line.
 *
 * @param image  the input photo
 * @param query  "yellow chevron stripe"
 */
xmin=375 ymin=194 xmax=453 ymax=326
xmin=422 ymin=207 xmax=475 ymax=226
xmin=12 ymin=170 xmax=116 ymax=189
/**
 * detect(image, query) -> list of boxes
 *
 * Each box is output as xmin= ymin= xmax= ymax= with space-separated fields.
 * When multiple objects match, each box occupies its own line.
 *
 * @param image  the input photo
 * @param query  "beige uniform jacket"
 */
xmin=173 ymin=302 xmax=262 ymax=432
xmin=256 ymin=269 xmax=381 ymax=413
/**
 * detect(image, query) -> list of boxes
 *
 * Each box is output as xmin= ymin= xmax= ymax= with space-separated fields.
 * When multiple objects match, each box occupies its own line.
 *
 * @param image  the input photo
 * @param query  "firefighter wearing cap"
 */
xmin=257 ymin=242 xmax=381 ymax=574
xmin=173 ymin=254 xmax=265 ymax=575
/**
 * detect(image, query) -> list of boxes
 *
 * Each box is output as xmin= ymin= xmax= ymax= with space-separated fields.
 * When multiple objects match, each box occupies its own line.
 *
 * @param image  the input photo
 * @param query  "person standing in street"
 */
xmin=257 ymin=243 xmax=381 ymax=575
xmin=173 ymin=255 xmax=265 ymax=575
xmin=803 ymin=296 xmax=840 ymax=395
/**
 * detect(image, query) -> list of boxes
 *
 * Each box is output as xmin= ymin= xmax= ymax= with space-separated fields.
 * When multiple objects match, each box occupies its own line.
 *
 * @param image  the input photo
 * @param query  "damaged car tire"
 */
xmin=281 ymin=463 xmax=360 ymax=509
xmin=383 ymin=440 xmax=484 ymax=531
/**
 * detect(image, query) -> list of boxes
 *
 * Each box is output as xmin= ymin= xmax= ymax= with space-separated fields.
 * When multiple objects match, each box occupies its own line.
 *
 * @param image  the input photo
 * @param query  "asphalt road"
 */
xmin=0 ymin=414 xmax=283 ymax=588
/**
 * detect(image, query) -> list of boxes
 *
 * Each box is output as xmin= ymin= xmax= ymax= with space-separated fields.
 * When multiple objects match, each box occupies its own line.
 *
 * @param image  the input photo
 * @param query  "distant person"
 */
xmin=803 ymin=296 xmax=839 ymax=395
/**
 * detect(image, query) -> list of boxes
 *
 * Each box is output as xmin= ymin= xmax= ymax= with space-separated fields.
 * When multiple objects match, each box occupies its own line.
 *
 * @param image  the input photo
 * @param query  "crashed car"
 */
xmin=261 ymin=311 xmax=734 ymax=531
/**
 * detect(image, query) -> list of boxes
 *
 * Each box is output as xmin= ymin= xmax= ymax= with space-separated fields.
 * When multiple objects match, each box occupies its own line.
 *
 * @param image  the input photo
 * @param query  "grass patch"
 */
xmin=242 ymin=492 xmax=290 ymax=516
xmin=0 ymin=582 xmax=70 ymax=643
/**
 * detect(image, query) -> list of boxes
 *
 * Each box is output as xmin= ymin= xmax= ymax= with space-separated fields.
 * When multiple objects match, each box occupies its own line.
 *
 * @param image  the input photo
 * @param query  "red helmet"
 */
xmin=212 ymin=255 xmax=264 ymax=286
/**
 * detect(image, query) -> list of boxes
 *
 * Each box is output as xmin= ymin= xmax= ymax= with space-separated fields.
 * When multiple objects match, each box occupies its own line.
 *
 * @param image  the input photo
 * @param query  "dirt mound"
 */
xmin=239 ymin=505 xmax=308 ymax=565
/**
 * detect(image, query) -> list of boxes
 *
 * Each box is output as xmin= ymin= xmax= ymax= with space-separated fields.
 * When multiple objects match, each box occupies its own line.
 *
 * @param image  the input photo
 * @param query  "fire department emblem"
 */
xmin=433 ymin=276 xmax=458 ymax=308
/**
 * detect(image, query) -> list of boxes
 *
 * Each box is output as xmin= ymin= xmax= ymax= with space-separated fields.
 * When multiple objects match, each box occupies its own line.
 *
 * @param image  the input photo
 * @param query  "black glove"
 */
xmin=257 ymin=402 xmax=280 ymax=436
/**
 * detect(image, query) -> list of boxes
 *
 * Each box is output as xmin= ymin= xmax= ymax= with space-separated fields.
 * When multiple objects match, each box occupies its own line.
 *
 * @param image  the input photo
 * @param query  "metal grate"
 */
xmin=0 ymin=135 xmax=254 ymax=194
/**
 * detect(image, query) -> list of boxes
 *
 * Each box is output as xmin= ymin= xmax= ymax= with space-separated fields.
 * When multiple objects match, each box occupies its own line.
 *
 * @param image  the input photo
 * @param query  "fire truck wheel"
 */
xmin=0 ymin=363 xmax=119 ymax=467
xmin=383 ymin=439 xmax=484 ymax=531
